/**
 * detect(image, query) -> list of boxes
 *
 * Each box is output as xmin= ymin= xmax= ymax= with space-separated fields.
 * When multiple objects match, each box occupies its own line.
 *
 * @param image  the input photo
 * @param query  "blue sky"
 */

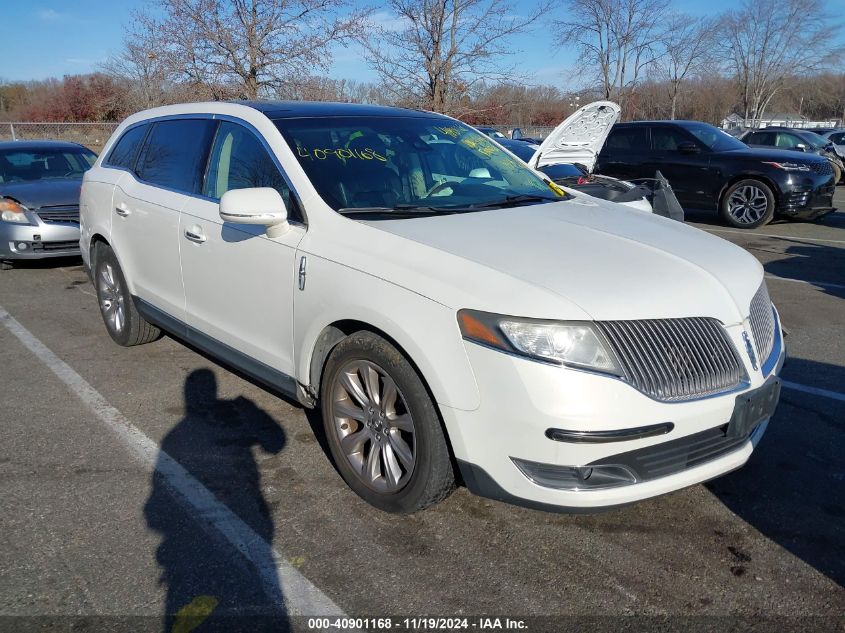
xmin=0 ymin=0 xmax=794 ymax=86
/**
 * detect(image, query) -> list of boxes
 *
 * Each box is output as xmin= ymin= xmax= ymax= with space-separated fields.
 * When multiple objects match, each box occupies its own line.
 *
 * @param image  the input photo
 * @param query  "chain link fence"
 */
xmin=0 ymin=121 xmax=553 ymax=154
xmin=0 ymin=122 xmax=120 ymax=154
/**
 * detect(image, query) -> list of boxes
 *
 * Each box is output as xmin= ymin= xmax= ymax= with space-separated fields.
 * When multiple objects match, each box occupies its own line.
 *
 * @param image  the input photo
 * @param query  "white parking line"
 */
xmin=703 ymin=228 xmax=845 ymax=245
xmin=782 ymin=380 xmax=845 ymax=403
xmin=765 ymin=273 xmax=845 ymax=291
xmin=0 ymin=304 xmax=346 ymax=618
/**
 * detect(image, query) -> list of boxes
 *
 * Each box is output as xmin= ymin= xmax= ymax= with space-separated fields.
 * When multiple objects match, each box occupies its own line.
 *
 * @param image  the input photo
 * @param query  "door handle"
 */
xmin=184 ymin=227 xmax=206 ymax=243
xmin=115 ymin=204 xmax=130 ymax=217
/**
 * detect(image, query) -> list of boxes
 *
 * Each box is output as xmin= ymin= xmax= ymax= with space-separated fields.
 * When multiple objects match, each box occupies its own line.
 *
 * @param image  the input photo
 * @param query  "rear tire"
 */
xmin=320 ymin=331 xmax=455 ymax=513
xmin=93 ymin=243 xmax=160 ymax=346
xmin=720 ymin=179 xmax=775 ymax=229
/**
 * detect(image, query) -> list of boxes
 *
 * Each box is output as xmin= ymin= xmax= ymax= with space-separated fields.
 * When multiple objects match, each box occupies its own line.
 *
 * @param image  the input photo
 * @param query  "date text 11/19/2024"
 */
xmin=307 ymin=617 xmax=529 ymax=630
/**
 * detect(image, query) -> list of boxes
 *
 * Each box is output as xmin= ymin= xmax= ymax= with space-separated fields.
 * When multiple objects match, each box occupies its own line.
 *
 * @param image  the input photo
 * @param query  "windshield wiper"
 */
xmin=470 ymin=194 xmax=562 ymax=209
xmin=338 ymin=205 xmax=459 ymax=218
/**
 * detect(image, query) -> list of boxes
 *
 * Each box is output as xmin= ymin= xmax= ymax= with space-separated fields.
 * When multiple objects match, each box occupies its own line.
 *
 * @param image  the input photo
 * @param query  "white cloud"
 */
xmin=369 ymin=11 xmax=407 ymax=32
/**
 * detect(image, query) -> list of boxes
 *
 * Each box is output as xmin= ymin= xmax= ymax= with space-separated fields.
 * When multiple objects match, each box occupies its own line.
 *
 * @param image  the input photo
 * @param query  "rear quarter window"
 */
xmin=136 ymin=119 xmax=217 ymax=193
xmin=105 ymin=124 xmax=149 ymax=170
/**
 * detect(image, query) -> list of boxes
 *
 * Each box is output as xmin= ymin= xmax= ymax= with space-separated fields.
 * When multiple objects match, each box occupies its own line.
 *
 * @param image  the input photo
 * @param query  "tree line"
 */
xmin=1 ymin=0 xmax=843 ymax=126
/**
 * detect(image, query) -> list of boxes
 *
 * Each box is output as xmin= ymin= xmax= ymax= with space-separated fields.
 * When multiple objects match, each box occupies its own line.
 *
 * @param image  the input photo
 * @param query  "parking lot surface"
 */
xmin=1 ymin=195 xmax=843 ymax=632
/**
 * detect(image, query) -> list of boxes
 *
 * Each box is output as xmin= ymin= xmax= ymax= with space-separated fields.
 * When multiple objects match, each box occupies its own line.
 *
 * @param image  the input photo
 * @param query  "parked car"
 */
xmin=0 ymin=140 xmax=96 ymax=269
xmin=476 ymin=126 xmax=508 ymax=140
xmin=82 ymin=101 xmax=784 ymax=514
xmin=740 ymin=126 xmax=844 ymax=183
xmin=510 ymin=128 xmax=543 ymax=144
xmin=819 ymin=129 xmax=845 ymax=161
xmin=596 ymin=121 xmax=836 ymax=228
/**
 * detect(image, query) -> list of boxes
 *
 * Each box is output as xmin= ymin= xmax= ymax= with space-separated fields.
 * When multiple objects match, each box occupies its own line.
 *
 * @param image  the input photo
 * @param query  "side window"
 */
xmin=105 ymin=124 xmax=148 ymax=170
xmin=747 ymin=131 xmax=774 ymax=145
xmin=775 ymin=133 xmax=800 ymax=149
xmin=204 ymin=121 xmax=300 ymax=221
xmin=651 ymin=127 xmax=693 ymax=151
xmin=603 ymin=127 xmax=647 ymax=153
xmin=137 ymin=119 xmax=216 ymax=193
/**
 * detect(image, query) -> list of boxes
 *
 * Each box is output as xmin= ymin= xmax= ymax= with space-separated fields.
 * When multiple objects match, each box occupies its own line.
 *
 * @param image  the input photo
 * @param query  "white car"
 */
xmin=80 ymin=101 xmax=784 ymax=514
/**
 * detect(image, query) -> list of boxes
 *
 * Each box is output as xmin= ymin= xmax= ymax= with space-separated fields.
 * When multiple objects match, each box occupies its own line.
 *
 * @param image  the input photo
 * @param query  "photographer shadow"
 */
xmin=144 ymin=369 xmax=291 ymax=632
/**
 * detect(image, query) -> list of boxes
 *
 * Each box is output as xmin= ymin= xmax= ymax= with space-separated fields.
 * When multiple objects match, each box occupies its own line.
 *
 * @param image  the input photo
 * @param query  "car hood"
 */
xmin=0 ymin=179 xmax=82 ymax=209
xmin=530 ymin=101 xmax=621 ymax=172
xmin=719 ymin=147 xmax=827 ymax=163
xmin=358 ymin=197 xmax=762 ymax=324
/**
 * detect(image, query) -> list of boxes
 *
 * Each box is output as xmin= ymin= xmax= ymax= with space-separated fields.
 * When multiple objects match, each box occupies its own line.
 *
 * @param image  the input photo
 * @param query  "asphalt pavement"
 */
xmin=0 ymin=194 xmax=843 ymax=633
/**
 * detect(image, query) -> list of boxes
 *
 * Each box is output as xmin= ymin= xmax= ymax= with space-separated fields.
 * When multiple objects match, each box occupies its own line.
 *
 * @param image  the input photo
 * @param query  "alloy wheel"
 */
xmin=728 ymin=185 xmax=769 ymax=225
xmin=329 ymin=360 xmax=416 ymax=493
xmin=98 ymin=262 xmax=125 ymax=333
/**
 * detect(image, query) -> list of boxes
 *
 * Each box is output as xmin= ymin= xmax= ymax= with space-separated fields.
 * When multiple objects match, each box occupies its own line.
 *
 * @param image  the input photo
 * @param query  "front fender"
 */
xmin=294 ymin=253 xmax=481 ymax=413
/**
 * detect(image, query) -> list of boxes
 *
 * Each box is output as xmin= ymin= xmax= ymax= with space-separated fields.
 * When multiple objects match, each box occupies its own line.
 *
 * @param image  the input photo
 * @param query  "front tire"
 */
xmin=320 ymin=331 xmax=455 ymax=513
xmin=93 ymin=243 xmax=160 ymax=346
xmin=720 ymin=179 xmax=775 ymax=229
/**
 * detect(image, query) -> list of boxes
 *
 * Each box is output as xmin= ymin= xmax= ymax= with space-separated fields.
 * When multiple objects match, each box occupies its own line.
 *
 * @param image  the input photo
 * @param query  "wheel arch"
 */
xmin=717 ymin=173 xmax=781 ymax=210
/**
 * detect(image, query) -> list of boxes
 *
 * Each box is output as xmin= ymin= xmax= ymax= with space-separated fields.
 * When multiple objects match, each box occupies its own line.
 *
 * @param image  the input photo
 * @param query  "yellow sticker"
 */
xmin=171 ymin=595 xmax=219 ymax=633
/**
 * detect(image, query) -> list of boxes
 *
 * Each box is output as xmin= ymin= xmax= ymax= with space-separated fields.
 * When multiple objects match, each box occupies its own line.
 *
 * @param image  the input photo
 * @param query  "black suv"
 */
xmin=596 ymin=120 xmax=836 ymax=228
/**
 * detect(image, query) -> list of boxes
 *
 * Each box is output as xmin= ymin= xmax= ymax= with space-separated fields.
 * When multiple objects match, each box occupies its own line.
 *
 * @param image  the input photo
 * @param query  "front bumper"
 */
xmin=444 ymin=321 xmax=785 ymax=512
xmin=0 ymin=216 xmax=81 ymax=260
xmin=777 ymin=172 xmax=836 ymax=220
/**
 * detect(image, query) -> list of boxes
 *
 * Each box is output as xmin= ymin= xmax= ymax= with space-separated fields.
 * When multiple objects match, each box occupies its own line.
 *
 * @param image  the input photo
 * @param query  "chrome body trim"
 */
xmin=545 ymin=422 xmax=675 ymax=444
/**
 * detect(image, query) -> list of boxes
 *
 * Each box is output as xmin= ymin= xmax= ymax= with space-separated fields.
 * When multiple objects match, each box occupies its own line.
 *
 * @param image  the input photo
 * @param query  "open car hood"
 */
xmin=530 ymin=101 xmax=621 ymax=172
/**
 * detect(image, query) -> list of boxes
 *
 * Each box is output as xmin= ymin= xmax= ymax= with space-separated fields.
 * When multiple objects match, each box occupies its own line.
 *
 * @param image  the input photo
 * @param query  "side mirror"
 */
xmin=220 ymin=187 xmax=289 ymax=238
xmin=678 ymin=142 xmax=700 ymax=154
xmin=795 ymin=143 xmax=807 ymax=151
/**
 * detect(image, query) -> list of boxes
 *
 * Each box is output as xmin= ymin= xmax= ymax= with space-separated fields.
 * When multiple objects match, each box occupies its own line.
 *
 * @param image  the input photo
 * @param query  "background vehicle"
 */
xmin=82 ymin=101 xmax=783 ymax=515
xmin=819 ymin=129 xmax=845 ymax=161
xmin=740 ymin=127 xmax=844 ymax=183
xmin=596 ymin=121 xmax=836 ymax=228
xmin=0 ymin=140 xmax=96 ymax=269
xmin=476 ymin=126 xmax=508 ymax=140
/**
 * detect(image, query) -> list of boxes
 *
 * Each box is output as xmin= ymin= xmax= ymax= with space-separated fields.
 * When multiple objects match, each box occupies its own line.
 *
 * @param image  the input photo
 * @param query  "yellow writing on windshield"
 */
xmin=296 ymin=145 xmax=386 ymax=162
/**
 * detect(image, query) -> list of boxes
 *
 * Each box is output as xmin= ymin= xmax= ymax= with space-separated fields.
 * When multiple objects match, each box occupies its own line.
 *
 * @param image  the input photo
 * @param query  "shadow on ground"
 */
xmin=707 ymin=357 xmax=845 ymax=588
xmin=144 ymin=369 xmax=291 ymax=632
xmin=763 ymin=241 xmax=845 ymax=300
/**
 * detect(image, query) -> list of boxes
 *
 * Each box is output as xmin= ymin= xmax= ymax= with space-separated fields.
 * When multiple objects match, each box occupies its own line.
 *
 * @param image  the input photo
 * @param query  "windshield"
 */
xmin=684 ymin=123 xmax=748 ymax=152
xmin=274 ymin=116 xmax=562 ymax=214
xmin=797 ymin=131 xmax=828 ymax=148
xmin=0 ymin=147 xmax=96 ymax=184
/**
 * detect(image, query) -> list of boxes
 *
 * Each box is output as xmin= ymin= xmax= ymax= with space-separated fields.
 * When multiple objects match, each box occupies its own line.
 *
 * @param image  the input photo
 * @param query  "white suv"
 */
xmin=80 ymin=102 xmax=785 ymax=513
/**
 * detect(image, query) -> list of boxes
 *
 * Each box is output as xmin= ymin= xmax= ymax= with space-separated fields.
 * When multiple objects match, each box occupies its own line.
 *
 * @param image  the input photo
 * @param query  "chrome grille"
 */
xmin=37 ymin=205 xmax=80 ymax=224
xmin=597 ymin=317 xmax=745 ymax=402
xmin=748 ymin=282 xmax=775 ymax=363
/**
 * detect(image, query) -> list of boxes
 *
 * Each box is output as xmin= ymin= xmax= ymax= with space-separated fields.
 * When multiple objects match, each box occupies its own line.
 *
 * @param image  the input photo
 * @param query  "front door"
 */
xmin=180 ymin=120 xmax=305 ymax=378
xmin=646 ymin=126 xmax=715 ymax=207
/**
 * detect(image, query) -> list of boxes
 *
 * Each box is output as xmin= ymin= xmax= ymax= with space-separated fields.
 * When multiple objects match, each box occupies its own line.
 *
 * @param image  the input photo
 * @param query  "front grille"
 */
xmin=37 ymin=206 xmax=80 ymax=224
xmin=748 ymin=282 xmax=775 ymax=363
xmin=30 ymin=240 xmax=79 ymax=252
xmin=589 ymin=422 xmax=755 ymax=482
xmin=808 ymin=160 xmax=833 ymax=175
xmin=597 ymin=317 xmax=744 ymax=402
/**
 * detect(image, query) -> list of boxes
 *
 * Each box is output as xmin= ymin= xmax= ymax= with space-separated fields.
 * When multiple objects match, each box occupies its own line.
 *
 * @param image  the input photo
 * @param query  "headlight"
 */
xmin=457 ymin=309 xmax=624 ymax=375
xmin=0 ymin=198 xmax=30 ymax=224
xmin=762 ymin=161 xmax=810 ymax=172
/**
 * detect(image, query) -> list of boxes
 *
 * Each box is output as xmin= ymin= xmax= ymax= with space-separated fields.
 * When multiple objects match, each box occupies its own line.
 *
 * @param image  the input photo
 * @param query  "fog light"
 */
xmin=511 ymin=457 xmax=637 ymax=490
xmin=16 ymin=242 xmax=28 ymax=250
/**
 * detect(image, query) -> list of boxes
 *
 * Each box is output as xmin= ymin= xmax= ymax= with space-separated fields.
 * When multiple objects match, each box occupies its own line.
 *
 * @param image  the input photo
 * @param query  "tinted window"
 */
xmin=651 ymin=127 xmax=693 ymax=151
xmin=745 ymin=131 xmax=775 ymax=145
xmin=829 ymin=132 xmax=845 ymax=144
xmin=603 ymin=127 xmax=647 ymax=152
xmin=685 ymin=123 xmax=747 ymax=151
xmin=106 ymin=125 xmax=148 ymax=170
xmin=137 ymin=119 xmax=216 ymax=193
xmin=204 ymin=121 xmax=299 ymax=221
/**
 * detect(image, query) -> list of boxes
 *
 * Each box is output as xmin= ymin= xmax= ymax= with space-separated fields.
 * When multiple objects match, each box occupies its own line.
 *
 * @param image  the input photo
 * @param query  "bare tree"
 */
xmin=556 ymin=0 xmax=668 ymax=112
xmin=115 ymin=0 xmax=370 ymax=100
xmin=720 ymin=0 xmax=842 ymax=125
xmin=364 ymin=0 xmax=549 ymax=114
xmin=656 ymin=13 xmax=717 ymax=119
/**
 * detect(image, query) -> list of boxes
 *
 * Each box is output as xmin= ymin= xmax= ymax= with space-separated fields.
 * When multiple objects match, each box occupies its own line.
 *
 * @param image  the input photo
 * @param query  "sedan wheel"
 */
xmin=329 ymin=360 xmax=416 ymax=493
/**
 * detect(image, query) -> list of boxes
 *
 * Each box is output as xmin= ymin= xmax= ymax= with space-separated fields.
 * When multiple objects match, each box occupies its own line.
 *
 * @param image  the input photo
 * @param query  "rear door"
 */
xmin=110 ymin=118 xmax=216 ymax=325
xmin=594 ymin=126 xmax=650 ymax=180
xmin=179 ymin=120 xmax=305 ymax=378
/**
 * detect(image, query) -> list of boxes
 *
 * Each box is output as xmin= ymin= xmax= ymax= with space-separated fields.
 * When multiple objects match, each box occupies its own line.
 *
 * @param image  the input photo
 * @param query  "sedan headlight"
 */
xmin=762 ymin=161 xmax=810 ymax=172
xmin=457 ymin=309 xmax=624 ymax=375
xmin=0 ymin=198 xmax=30 ymax=224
